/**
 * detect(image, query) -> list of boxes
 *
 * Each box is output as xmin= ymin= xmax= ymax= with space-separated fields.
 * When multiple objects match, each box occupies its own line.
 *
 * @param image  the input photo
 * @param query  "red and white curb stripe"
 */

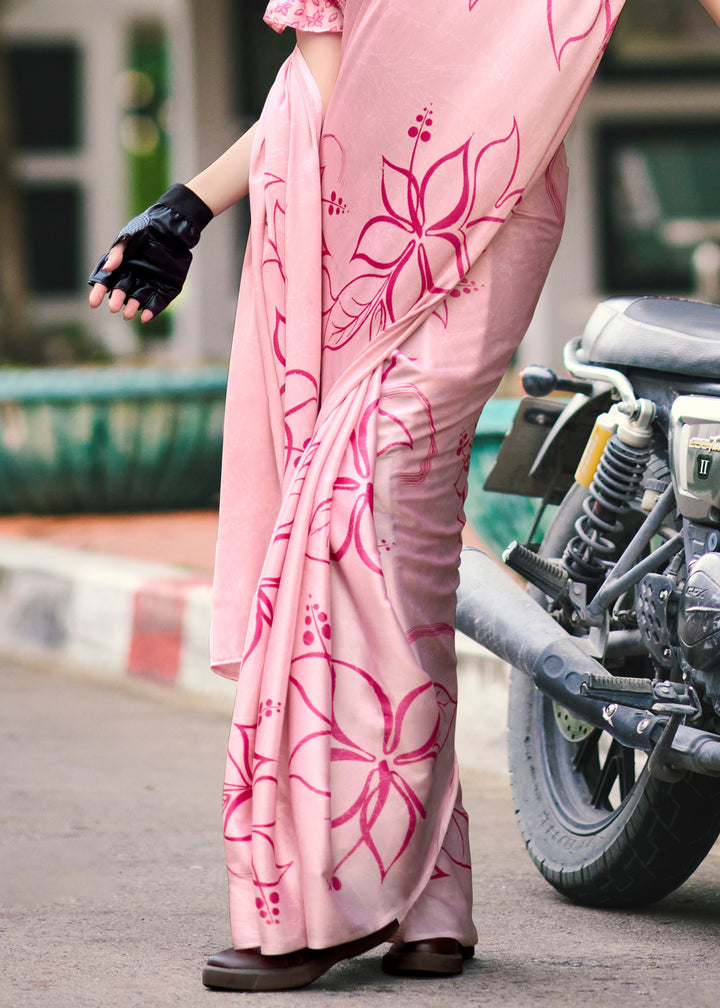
xmin=0 ymin=535 xmax=236 ymax=705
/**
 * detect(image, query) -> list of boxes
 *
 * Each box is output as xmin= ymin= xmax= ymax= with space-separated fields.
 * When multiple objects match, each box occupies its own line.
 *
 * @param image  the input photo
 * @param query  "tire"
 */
xmin=508 ymin=482 xmax=720 ymax=907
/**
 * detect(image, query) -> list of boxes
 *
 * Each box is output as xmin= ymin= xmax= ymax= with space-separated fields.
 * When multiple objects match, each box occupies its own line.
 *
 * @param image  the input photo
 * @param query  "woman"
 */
xmin=89 ymin=0 xmax=720 ymax=992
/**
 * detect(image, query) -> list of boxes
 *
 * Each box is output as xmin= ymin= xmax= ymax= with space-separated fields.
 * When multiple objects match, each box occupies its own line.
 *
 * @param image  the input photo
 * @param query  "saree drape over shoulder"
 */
xmin=211 ymin=0 xmax=626 ymax=954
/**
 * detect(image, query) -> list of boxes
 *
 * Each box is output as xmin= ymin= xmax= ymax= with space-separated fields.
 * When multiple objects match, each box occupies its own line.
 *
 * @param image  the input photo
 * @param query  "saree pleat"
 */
xmin=211 ymin=0 xmax=626 ymax=954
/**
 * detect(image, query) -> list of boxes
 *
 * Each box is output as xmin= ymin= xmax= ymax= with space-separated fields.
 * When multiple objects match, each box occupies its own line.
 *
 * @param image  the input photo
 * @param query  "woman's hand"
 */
xmin=88 ymin=242 xmax=155 ymax=323
xmin=87 ymin=184 xmax=213 ymax=322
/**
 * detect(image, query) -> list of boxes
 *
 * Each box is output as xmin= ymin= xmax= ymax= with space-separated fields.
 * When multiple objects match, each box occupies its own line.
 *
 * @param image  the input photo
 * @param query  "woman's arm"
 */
xmin=296 ymin=29 xmax=342 ymax=113
xmin=88 ymin=122 xmax=259 ymax=322
xmin=90 ymin=30 xmax=342 ymax=322
xmin=185 ymin=30 xmax=341 ymax=214
xmin=698 ymin=0 xmax=720 ymax=27
xmin=184 ymin=123 xmax=258 ymax=217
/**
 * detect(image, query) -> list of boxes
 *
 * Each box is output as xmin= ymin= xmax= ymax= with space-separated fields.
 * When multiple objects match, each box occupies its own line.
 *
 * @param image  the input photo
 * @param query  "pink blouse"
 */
xmin=264 ymin=0 xmax=344 ymax=34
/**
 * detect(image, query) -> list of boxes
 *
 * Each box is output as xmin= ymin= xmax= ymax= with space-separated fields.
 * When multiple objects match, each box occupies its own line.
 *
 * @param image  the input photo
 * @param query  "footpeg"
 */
xmin=581 ymin=674 xmax=701 ymax=718
xmin=580 ymin=672 xmax=654 ymax=709
xmin=502 ymin=540 xmax=568 ymax=600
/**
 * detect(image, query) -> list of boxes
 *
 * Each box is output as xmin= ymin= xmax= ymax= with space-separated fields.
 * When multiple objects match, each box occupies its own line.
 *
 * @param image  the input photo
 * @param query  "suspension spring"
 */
xmin=564 ymin=433 xmax=651 ymax=584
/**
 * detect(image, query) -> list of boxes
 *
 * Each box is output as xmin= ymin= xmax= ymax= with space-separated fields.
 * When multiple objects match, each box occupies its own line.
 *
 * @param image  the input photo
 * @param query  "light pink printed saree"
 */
xmin=211 ymin=0 xmax=625 ymax=954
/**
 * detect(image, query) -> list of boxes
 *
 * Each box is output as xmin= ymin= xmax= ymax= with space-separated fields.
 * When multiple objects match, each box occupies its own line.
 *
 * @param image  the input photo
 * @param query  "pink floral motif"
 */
xmin=328 ymin=475 xmax=381 ymax=572
xmin=289 ymin=656 xmax=442 ymax=884
xmin=378 ymin=353 xmax=438 ymax=488
xmin=354 ymin=145 xmax=474 ymax=311
xmin=305 ymin=472 xmax=379 ymax=573
xmin=453 ymin=428 xmax=473 ymax=538
xmin=431 ymin=804 xmax=472 ymax=880
xmin=262 ymin=184 xmax=286 ymax=285
xmin=547 ymin=0 xmax=613 ymax=68
xmin=454 ymin=429 xmax=472 ymax=501
xmin=405 ymin=623 xmax=455 ymax=646
xmin=322 ymin=269 xmax=390 ymax=351
xmin=259 ymin=697 xmax=284 ymax=719
xmin=324 ymin=189 xmax=348 ymax=217
xmin=224 ymin=722 xmax=293 ymax=924
xmin=258 ymin=173 xmax=321 ymax=480
xmin=282 ymin=368 xmax=319 ymax=473
xmin=276 ymin=591 xmax=458 ymax=886
xmin=223 ymin=722 xmax=276 ymax=842
xmin=299 ymin=354 xmax=439 ymax=575
xmin=228 ymin=830 xmax=293 ymax=927
xmin=324 ymin=114 xmax=524 ymax=347
xmin=432 ymin=275 xmax=481 ymax=329
xmin=264 ymin=0 xmax=343 ymax=34
xmin=244 ymin=576 xmax=280 ymax=663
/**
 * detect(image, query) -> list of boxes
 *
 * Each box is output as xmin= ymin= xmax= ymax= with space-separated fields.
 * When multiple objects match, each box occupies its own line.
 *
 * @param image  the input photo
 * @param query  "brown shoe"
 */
xmin=381 ymin=937 xmax=475 ymax=976
xmin=202 ymin=919 xmax=398 ymax=991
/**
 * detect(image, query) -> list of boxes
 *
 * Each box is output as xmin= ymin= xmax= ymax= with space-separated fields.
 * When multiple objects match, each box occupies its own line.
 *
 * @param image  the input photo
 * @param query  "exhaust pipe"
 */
xmin=456 ymin=548 xmax=720 ymax=776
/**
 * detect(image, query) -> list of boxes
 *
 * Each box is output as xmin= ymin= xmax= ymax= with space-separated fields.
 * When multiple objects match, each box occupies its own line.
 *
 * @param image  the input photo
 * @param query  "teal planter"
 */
xmin=467 ymin=398 xmax=555 ymax=556
xmin=0 ymin=367 xmax=227 ymax=513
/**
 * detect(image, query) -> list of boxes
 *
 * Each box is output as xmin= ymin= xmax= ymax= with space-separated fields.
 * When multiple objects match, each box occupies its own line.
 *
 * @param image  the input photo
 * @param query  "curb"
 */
xmin=0 ymin=534 xmax=509 ymax=771
xmin=0 ymin=535 xmax=235 ymax=706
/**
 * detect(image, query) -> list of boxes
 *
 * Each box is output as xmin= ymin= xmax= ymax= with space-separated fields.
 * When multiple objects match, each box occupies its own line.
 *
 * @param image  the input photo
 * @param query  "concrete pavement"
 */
xmin=1 ymin=655 xmax=512 ymax=1008
xmin=4 ymin=656 xmax=720 ymax=1008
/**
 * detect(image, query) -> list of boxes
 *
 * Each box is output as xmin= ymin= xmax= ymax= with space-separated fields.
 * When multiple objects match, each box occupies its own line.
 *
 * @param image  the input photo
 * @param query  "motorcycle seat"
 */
xmin=580 ymin=296 xmax=720 ymax=380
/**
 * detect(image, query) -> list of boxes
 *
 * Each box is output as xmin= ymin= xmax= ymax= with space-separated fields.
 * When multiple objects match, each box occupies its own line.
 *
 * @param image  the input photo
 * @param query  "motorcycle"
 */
xmin=456 ymin=294 xmax=720 ymax=908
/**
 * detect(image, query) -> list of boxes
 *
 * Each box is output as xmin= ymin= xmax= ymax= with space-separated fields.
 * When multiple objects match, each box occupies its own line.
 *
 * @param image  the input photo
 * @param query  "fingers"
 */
xmin=104 ymin=242 xmax=126 ymax=272
xmin=107 ymin=287 xmax=127 ymax=314
xmin=119 ymin=297 xmax=142 ymax=321
xmin=87 ymin=240 xmax=156 ymax=322
xmin=89 ymin=285 xmax=153 ymax=323
xmin=88 ymin=242 xmax=126 ymax=311
xmin=108 ymin=291 xmax=146 ymax=321
xmin=88 ymin=282 xmax=108 ymax=309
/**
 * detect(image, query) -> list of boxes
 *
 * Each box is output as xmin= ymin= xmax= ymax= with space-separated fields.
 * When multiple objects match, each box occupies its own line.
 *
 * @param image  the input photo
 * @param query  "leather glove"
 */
xmin=88 ymin=184 xmax=213 ymax=318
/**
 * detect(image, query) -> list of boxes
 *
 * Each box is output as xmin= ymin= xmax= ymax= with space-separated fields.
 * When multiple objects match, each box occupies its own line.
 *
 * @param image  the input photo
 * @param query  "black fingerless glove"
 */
xmin=88 ymin=184 xmax=213 ymax=318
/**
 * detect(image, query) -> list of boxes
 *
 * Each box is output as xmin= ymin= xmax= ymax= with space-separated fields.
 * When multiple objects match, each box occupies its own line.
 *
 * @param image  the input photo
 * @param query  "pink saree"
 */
xmin=211 ymin=0 xmax=625 ymax=954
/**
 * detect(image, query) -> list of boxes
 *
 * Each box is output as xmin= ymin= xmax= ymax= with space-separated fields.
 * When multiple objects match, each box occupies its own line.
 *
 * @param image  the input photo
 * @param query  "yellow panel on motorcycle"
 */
xmin=574 ymin=413 xmax=616 ymax=489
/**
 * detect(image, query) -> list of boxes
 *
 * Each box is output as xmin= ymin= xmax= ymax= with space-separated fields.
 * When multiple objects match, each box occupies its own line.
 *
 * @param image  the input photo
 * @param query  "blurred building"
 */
xmin=2 ymin=0 xmax=720 ymax=368
xmin=2 ymin=0 xmax=246 ymax=362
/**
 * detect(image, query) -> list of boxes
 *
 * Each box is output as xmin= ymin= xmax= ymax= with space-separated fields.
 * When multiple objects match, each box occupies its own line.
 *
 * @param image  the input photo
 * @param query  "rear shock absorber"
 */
xmin=563 ymin=400 xmax=655 ymax=585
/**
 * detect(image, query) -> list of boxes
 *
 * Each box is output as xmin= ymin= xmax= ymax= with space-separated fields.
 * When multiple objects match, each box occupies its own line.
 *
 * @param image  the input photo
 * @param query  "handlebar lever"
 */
xmin=520 ymin=365 xmax=593 ymax=398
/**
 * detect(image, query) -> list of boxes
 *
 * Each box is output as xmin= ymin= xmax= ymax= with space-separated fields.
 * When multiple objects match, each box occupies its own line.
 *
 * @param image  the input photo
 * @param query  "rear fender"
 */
xmin=484 ymin=388 xmax=612 ymax=504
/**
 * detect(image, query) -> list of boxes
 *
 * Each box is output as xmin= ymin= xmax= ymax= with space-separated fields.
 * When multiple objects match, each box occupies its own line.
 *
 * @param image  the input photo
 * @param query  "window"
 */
xmin=597 ymin=122 xmax=720 ymax=293
xmin=603 ymin=0 xmax=720 ymax=77
xmin=7 ymin=44 xmax=81 ymax=151
xmin=21 ymin=184 xmax=82 ymax=295
xmin=6 ymin=41 xmax=84 ymax=296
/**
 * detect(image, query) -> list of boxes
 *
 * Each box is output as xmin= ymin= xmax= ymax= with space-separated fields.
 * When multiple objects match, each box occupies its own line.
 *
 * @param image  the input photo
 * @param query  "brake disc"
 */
xmin=553 ymin=702 xmax=594 ymax=742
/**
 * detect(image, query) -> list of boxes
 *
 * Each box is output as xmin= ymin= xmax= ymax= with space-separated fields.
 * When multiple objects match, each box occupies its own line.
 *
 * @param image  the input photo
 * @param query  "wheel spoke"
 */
xmin=617 ymin=743 xmax=637 ymax=800
xmin=590 ymin=739 xmax=624 ymax=811
xmin=571 ymin=729 xmax=601 ymax=777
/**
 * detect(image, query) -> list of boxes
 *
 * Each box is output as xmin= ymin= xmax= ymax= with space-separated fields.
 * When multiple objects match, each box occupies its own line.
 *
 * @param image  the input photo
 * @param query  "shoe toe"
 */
xmin=205 ymin=946 xmax=261 ymax=969
xmin=381 ymin=938 xmax=470 ymax=977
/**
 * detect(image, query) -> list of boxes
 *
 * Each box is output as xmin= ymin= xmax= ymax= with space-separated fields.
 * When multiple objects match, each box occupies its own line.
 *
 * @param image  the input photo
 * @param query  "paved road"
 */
xmin=3 ymin=658 xmax=720 ymax=1008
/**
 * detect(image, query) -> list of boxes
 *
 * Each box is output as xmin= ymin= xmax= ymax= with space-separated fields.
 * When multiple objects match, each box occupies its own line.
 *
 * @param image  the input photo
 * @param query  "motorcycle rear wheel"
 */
xmin=508 ymin=482 xmax=720 ymax=907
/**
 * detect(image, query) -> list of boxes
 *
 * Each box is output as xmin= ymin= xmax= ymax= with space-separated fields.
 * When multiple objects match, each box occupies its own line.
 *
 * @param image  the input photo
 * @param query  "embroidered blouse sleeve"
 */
xmin=263 ymin=0 xmax=344 ymax=34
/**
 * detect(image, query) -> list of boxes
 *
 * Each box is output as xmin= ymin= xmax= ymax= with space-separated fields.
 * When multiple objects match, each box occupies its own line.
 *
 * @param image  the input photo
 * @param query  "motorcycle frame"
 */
xmin=459 ymin=352 xmax=720 ymax=780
